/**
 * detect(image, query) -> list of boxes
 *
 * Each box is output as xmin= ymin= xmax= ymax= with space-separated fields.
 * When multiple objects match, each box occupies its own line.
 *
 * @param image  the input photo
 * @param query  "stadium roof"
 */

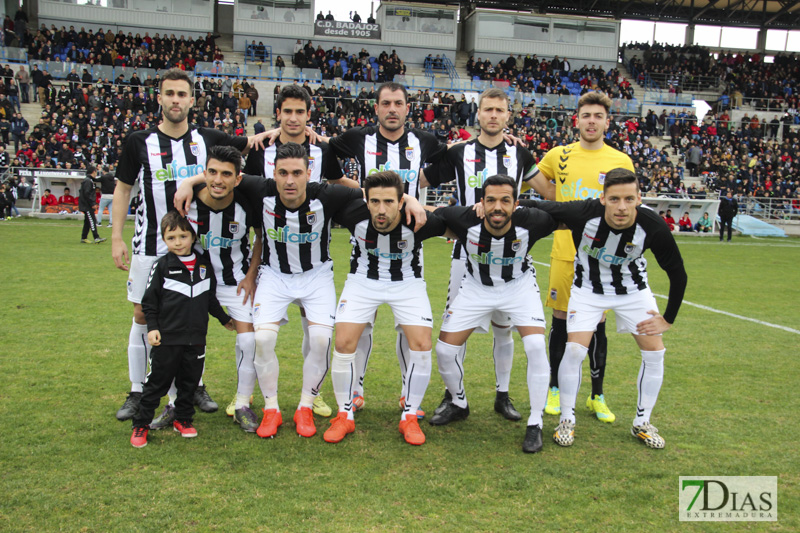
xmin=398 ymin=0 xmax=800 ymax=30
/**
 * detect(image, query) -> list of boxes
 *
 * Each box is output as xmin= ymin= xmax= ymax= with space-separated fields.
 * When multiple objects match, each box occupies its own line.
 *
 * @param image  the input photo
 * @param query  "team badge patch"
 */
xmin=550 ymin=288 xmax=557 ymax=301
xmin=503 ymin=154 xmax=512 ymax=168
xmin=443 ymin=310 xmax=453 ymax=324
xmin=397 ymin=240 xmax=408 ymax=250
xmin=307 ymin=156 xmax=315 ymax=171
xmin=338 ymin=300 xmax=347 ymax=312
xmin=568 ymin=310 xmax=576 ymax=325
xmin=511 ymin=239 xmax=521 ymax=251
xmin=306 ymin=212 xmax=317 ymax=225
xmin=253 ymin=303 xmax=260 ymax=318
xmin=199 ymin=265 xmax=207 ymax=280
xmin=598 ymin=172 xmax=606 ymax=185
xmin=405 ymin=147 xmax=414 ymax=161
xmin=229 ymin=221 xmax=240 ymax=234
xmin=624 ymin=242 xmax=635 ymax=254
xmin=189 ymin=142 xmax=199 ymax=156
xmin=127 ymin=279 xmax=133 ymax=293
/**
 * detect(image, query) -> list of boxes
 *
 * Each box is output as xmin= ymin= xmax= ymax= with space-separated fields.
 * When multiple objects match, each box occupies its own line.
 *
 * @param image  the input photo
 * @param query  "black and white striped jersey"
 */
xmin=116 ymin=126 xmax=248 ymax=257
xmin=242 ymin=138 xmax=343 ymax=183
xmin=328 ymin=126 xmax=445 ymax=199
xmin=186 ymin=189 xmax=256 ymax=287
xmin=529 ymin=199 xmax=687 ymax=323
xmin=236 ymin=176 xmax=364 ymax=275
xmin=432 ymin=206 xmax=557 ymax=286
xmin=424 ymin=138 xmax=537 ymax=260
xmin=336 ymin=202 xmax=446 ymax=281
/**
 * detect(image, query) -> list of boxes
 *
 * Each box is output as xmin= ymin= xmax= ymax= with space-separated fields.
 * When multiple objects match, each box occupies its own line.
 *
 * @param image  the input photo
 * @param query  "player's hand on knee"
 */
xmin=148 ymin=330 xmax=161 ymax=346
xmin=636 ymin=310 xmax=671 ymax=335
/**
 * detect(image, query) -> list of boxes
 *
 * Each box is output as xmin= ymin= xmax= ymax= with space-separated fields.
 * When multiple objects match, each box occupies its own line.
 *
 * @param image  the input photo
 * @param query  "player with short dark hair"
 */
xmin=525 ymin=168 xmax=687 ymax=449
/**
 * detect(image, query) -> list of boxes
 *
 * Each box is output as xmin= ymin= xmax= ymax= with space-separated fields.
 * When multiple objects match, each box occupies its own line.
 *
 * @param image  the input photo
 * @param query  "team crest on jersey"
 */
xmin=503 ymin=154 xmax=512 ymax=169
xmin=550 ymin=288 xmax=557 ymax=301
xmin=229 ymin=221 xmax=240 ymax=234
xmin=189 ymin=142 xmax=200 ymax=156
xmin=511 ymin=239 xmax=522 ymax=251
xmin=306 ymin=212 xmax=317 ymax=225
xmin=338 ymin=300 xmax=347 ymax=312
xmin=397 ymin=240 xmax=408 ymax=250
xmin=199 ymin=265 xmax=207 ymax=280
xmin=405 ymin=147 xmax=414 ymax=161
xmin=624 ymin=242 xmax=635 ymax=254
xmin=443 ymin=310 xmax=453 ymax=323
xmin=568 ymin=310 xmax=576 ymax=325
xmin=308 ymin=156 xmax=315 ymax=171
xmin=598 ymin=172 xmax=606 ymax=185
xmin=253 ymin=303 xmax=260 ymax=318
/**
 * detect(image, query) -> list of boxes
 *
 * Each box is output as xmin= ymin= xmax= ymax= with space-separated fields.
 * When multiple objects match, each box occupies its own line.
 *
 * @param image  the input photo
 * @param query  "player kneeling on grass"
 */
xmin=130 ymin=212 xmax=234 ymax=448
xmin=324 ymin=171 xmax=441 ymax=446
xmin=524 ymin=168 xmax=687 ymax=449
xmin=428 ymin=175 xmax=559 ymax=453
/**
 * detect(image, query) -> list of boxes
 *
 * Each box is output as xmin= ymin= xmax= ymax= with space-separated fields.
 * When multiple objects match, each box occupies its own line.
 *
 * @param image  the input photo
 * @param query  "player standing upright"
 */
xmin=421 ymin=87 xmax=539 ymax=421
xmin=527 ymin=169 xmax=687 ymax=448
xmin=111 ymin=69 xmax=264 ymax=421
xmin=526 ymin=91 xmax=635 ymax=423
xmin=322 ymin=82 xmax=447 ymax=414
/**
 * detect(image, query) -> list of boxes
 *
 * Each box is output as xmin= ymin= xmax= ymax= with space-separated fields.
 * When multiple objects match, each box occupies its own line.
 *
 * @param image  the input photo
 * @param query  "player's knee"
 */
xmin=405 ymin=333 xmax=432 ymax=352
xmin=254 ymin=324 xmax=280 ymax=353
xmin=491 ymin=324 xmax=513 ymax=344
xmin=641 ymin=349 xmax=665 ymax=367
xmin=564 ymin=341 xmax=588 ymax=364
xmin=332 ymin=349 xmax=355 ymax=365
xmin=307 ymin=325 xmax=333 ymax=354
xmin=133 ymin=305 xmax=146 ymax=324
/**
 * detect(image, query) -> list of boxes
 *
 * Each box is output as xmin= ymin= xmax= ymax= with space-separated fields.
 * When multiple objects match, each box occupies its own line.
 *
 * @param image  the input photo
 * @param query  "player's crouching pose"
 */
xmin=131 ymin=212 xmax=234 ymax=448
xmin=429 ymin=175 xmax=559 ymax=453
xmin=323 ymin=171 xmax=442 ymax=446
xmin=526 ymin=169 xmax=687 ymax=449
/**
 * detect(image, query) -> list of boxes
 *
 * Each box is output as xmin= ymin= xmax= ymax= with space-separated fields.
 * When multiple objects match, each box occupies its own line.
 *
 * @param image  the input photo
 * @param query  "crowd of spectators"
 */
xmin=290 ymin=40 xmax=406 ymax=83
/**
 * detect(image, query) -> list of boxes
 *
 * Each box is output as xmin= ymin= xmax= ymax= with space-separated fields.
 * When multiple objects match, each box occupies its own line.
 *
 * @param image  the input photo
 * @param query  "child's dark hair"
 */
xmin=161 ymin=211 xmax=196 ymax=241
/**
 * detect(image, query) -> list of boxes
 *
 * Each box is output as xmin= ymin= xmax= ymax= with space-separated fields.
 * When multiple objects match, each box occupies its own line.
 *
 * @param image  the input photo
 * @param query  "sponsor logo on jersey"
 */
xmin=229 ymin=222 xmax=240 ymax=234
xmin=368 ymin=161 xmax=417 ymax=183
xmin=264 ymin=209 xmax=281 ymax=219
xmin=582 ymin=244 xmax=631 ymax=265
xmin=466 ymin=168 xmax=491 ymax=189
xmin=267 ymin=160 xmax=275 ymax=166
xmin=466 ymin=158 xmax=481 ymax=163
xmin=468 ymin=240 xmax=484 ymax=247
xmin=405 ymin=147 xmax=414 ymax=161
xmin=308 ymin=156 xmax=315 ymax=171
xmin=583 ymin=232 xmax=600 ymax=242
xmin=561 ymin=179 xmax=602 ymax=200
xmin=154 ymin=160 xmax=205 ymax=182
xmin=169 ymin=270 xmax=183 ymax=274
xmin=200 ymin=230 xmax=242 ymax=249
xmin=624 ymin=242 xmax=635 ymax=254
xmin=396 ymin=240 xmax=408 ymax=250
xmin=306 ymin=212 xmax=317 ymax=225
xmin=150 ymin=151 xmax=167 ymax=157
xmin=502 ymin=154 xmax=512 ymax=168
xmin=367 ymin=151 xmax=383 ymax=156
xmin=189 ymin=142 xmax=200 ymax=156
xmin=470 ymin=251 xmax=524 ymax=266
xmin=511 ymin=239 xmax=521 ymax=251
xmin=266 ymin=227 xmax=320 ymax=243
xmin=367 ymin=247 xmax=411 ymax=260
xmin=358 ymin=236 xmax=375 ymax=244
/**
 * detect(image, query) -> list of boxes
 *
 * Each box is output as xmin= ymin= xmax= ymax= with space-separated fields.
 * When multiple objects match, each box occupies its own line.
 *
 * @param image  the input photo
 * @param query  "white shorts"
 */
xmin=252 ymin=263 xmax=336 ymax=327
xmin=336 ymin=275 xmax=433 ymax=330
xmin=446 ymin=257 xmax=510 ymax=327
xmin=127 ymin=254 xmax=158 ymax=304
xmin=216 ymin=284 xmax=254 ymax=323
xmin=440 ymin=270 xmax=545 ymax=334
xmin=567 ymin=286 xmax=661 ymax=335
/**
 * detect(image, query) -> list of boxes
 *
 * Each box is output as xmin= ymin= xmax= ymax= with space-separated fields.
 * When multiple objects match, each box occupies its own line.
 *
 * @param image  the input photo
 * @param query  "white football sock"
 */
xmin=522 ymin=334 xmax=549 ymax=427
xmin=235 ymin=332 xmax=256 ymax=409
xmin=331 ymin=349 xmax=356 ymax=420
xmin=435 ymin=340 xmax=467 ymax=408
xmin=301 ymin=325 xmax=332 ymax=399
xmin=300 ymin=315 xmax=310 ymax=359
xmin=558 ymin=342 xmax=588 ymax=424
xmin=128 ymin=319 xmax=149 ymax=393
xmin=492 ymin=325 xmax=514 ymax=392
xmin=396 ymin=331 xmax=410 ymax=388
xmin=633 ymin=349 xmax=665 ymax=426
xmin=254 ymin=324 xmax=280 ymax=409
xmin=401 ymin=349 xmax=431 ymax=419
xmin=353 ymin=324 xmax=373 ymax=397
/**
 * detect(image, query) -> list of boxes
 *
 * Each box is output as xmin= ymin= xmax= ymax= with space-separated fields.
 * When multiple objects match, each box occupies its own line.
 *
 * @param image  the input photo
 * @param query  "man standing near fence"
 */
xmin=718 ymin=190 xmax=738 ymax=242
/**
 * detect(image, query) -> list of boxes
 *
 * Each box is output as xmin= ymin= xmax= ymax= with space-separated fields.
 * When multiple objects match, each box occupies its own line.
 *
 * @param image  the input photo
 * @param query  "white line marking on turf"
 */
xmin=531 ymin=259 xmax=800 ymax=335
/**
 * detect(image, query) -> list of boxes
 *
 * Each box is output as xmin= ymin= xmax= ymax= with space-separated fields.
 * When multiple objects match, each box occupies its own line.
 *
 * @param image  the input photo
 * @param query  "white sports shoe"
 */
xmin=631 ymin=422 xmax=665 ymax=449
xmin=553 ymin=420 xmax=575 ymax=447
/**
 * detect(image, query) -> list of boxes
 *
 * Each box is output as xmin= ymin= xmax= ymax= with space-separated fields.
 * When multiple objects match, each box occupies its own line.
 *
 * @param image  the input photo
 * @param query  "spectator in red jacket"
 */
xmin=59 ymin=187 xmax=77 ymax=205
xmin=663 ymin=209 xmax=676 ymax=231
xmin=42 ymin=188 xmax=58 ymax=206
xmin=678 ymin=212 xmax=693 ymax=232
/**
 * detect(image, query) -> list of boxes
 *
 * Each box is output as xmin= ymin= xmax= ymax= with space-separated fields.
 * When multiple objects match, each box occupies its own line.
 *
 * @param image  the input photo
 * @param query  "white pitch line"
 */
xmin=531 ymin=259 xmax=799 ymax=335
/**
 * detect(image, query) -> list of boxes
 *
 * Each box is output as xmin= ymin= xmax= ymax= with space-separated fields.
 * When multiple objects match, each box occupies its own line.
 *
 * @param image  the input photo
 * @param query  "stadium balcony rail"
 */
xmin=739 ymin=195 xmax=800 ymax=222
xmin=424 ymin=55 xmax=458 ymax=81
xmin=244 ymin=44 xmax=273 ymax=65
xmin=0 ymin=46 xmax=28 ymax=63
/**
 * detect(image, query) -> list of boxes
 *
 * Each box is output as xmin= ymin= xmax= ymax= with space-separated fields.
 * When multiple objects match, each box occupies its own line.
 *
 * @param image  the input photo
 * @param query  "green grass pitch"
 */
xmin=1 ymin=218 xmax=797 ymax=531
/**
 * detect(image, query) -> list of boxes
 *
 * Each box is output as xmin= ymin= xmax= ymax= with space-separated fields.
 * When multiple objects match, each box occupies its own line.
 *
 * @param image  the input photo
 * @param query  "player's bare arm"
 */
xmin=403 ymin=194 xmax=427 ymax=230
xmin=173 ymin=173 xmax=209 ymax=215
xmin=524 ymin=169 xmax=556 ymax=200
xmin=111 ymin=180 xmax=133 ymax=271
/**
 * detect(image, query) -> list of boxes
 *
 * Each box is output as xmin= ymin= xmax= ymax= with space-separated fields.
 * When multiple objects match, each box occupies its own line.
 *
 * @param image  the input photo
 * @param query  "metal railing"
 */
xmin=0 ymin=46 xmax=28 ymax=63
xmin=739 ymin=196 xmax=800 ymax=222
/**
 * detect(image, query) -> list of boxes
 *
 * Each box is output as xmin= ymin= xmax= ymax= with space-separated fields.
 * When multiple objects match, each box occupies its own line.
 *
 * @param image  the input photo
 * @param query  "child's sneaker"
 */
xmin=131 ymin=427 xmax=148 ymax=448
xmin=173 ymin=420 xmax=197 ymax=438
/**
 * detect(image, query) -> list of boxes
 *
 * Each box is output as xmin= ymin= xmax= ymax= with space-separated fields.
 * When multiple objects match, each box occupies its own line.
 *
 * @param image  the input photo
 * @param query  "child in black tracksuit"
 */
xmin=130 ymin=212 xmax=233 ymax=448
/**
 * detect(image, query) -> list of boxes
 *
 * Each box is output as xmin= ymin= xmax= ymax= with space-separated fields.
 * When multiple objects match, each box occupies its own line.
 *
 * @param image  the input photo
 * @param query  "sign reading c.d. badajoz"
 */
xmin=314 ymin=20 xmax=381 ymax=40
